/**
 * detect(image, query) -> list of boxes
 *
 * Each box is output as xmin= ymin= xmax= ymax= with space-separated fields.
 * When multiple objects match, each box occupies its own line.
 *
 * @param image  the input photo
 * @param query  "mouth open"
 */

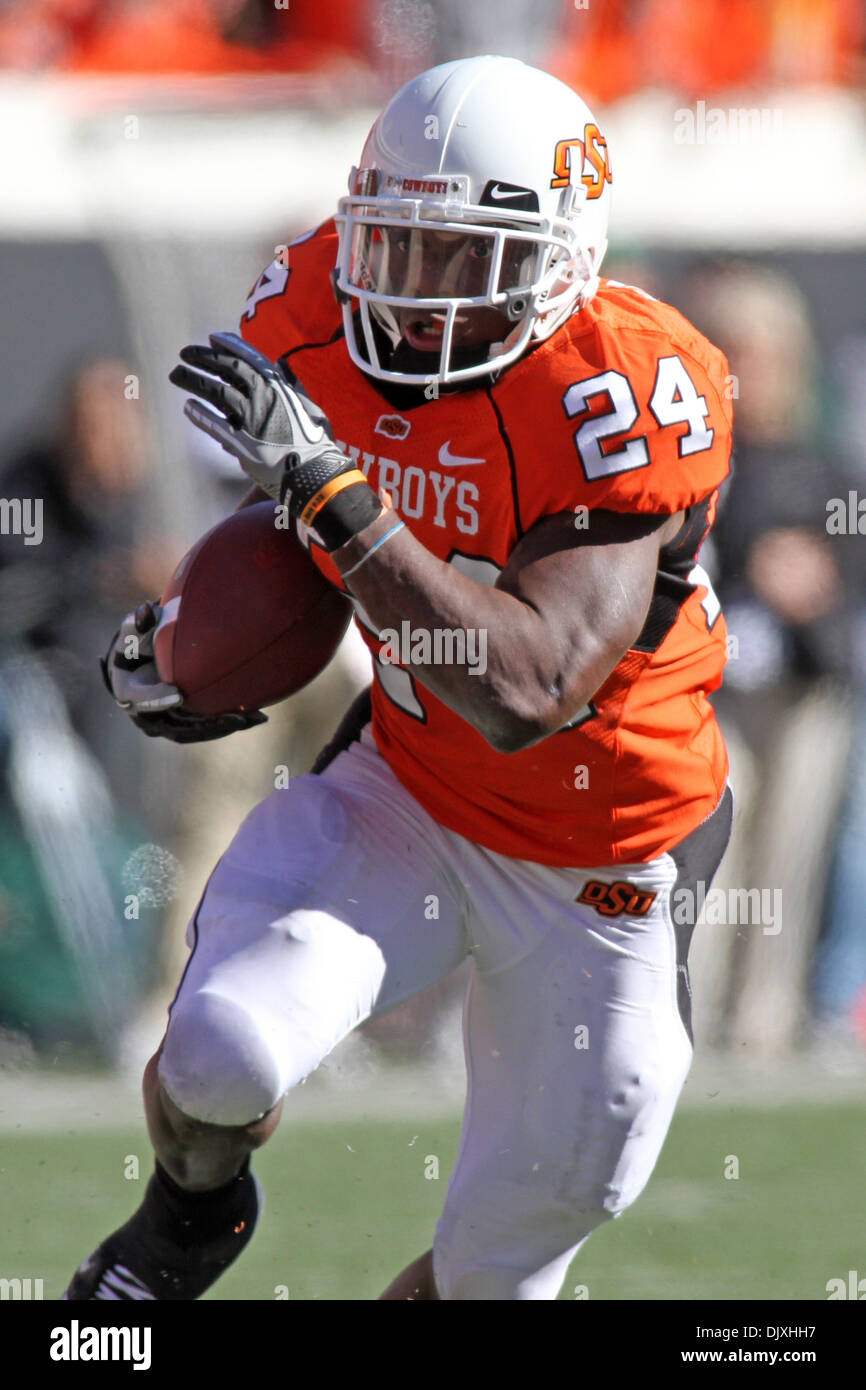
xmin=402 ymin=315 xmax=447 ymax=351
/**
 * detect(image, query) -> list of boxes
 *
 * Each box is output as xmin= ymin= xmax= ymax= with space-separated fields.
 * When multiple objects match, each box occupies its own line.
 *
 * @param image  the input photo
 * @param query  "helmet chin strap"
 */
xmin=577 ymin=271 xmax=601 ymax=308
xmin=369 ymin=300 xmax=402 ymax=351
xmin=488 ymin=318 xmax=525 ymax=361
xmin=532 ymin=238 xmax=603 ymax=340
xmin=531 ymin=275 xmax=597 ymax=343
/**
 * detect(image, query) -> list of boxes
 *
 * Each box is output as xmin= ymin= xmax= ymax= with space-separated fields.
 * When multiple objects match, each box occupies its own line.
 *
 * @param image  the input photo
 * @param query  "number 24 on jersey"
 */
xmin=564 ymin=355 xmax=715 ymax=480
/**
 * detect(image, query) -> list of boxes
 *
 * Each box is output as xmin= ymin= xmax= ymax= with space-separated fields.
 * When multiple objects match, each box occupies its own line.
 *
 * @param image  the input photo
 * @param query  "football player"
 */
xmin=66 ymin=54 xmax=734 ymax=1301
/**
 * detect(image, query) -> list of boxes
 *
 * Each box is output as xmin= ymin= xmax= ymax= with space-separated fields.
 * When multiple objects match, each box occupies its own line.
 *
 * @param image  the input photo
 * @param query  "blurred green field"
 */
xmin=3 ymin=1099 xmax=865 ymax=1300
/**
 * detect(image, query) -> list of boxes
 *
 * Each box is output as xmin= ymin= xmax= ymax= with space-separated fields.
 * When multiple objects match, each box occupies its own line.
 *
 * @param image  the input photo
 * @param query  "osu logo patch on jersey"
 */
xmin=375 ymin=414 xmax=411 ymax=440
xmin=577 ymin=879 xmax=657 ymax=918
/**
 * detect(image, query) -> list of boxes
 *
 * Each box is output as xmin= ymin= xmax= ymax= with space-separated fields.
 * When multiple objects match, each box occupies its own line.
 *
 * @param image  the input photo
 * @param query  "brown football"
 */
xmin=153 ymin=502 xmax=351 ymax=715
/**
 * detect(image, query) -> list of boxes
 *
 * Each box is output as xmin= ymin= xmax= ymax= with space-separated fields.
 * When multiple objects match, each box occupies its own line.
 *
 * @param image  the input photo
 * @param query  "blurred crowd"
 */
xmin=553 ymin=0 xmax=866 ymax=102
xmin=1 ymin=0 xmax=865 ymax=1071
xmin=0 ymin=0 xmax=370 ymax=77
xmin=0 ymin=0 xmax=862 ymax=91
xmin=677 ymin=260 xmax=866 ymax=1062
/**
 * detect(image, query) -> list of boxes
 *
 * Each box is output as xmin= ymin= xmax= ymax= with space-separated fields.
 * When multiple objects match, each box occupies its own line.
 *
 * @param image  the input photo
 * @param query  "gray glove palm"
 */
xmin=169 ymin=331 xmax=348 ymax=505
xmin=102 ymin=603 xmax=182 ymax=714
xmin=101 ymin=601 xmax=267 ymax=743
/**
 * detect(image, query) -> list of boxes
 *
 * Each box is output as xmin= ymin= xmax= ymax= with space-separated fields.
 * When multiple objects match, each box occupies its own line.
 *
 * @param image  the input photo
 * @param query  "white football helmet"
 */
xmin=333 ymin=54 xmax=612 ymax=388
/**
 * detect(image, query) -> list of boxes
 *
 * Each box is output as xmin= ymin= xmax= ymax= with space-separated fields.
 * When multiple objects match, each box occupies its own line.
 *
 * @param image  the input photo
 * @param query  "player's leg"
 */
xmin=65 ymin=732 xmax=469 ymax=1299
xmin=432 ymin=789 xmax=733 ymax=1300
xmin=142 ymin=1046 xmax=283 ymax=1190
xmin=378 ymin=1248 xmax=438 ymax=1300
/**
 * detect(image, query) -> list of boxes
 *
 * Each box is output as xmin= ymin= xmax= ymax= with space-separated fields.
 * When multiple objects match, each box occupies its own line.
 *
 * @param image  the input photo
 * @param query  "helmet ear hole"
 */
xmin=503 ymin=286 xmax=532 ymax=321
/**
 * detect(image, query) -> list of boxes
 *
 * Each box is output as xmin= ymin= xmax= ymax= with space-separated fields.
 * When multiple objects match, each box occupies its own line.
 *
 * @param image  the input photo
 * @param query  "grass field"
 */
xmin=3 ymin=1095 xmax=865 ymax=1301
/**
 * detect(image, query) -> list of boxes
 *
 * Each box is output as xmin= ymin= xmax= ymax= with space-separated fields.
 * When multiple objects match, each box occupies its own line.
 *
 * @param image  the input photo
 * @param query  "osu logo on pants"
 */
xmin=577 ymin=879 xmax=657 ymax=918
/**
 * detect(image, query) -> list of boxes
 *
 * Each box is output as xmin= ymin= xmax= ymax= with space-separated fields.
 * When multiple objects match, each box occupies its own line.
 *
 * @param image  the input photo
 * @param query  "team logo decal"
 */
xmin=375 ymin=414 xmax=412 ymax=440
xmin=550 ymin=123 xmax=612 ymax=197
xmin=576 ymin=879 xmax=657 ymax=918
xmin=383 ymin=174 xmax=449 ymax=197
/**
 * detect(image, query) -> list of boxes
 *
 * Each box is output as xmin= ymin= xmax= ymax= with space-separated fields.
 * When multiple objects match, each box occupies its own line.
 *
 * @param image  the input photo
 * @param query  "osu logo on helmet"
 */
xmin=577 ymin=880 xmax=657 ymax=918
xmin=550 ymin=124 xmax=612 ymax=197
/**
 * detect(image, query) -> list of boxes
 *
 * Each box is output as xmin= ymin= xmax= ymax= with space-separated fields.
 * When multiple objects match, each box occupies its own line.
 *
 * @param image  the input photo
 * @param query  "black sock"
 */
xmin=146 ymin=1158 xmax=257 ymax=1254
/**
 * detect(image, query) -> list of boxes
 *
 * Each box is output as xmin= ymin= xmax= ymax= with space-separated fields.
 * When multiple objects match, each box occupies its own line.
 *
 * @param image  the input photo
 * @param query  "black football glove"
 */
xmin=169 ymin=332 xmax=353 ymax=508
xmin=129 ymin=704 xmax=268 ymax=743
xmin=169 ymin=333 xmax=382 ymax=547
xmin=101 ymin=600 xmax=268 ymax=744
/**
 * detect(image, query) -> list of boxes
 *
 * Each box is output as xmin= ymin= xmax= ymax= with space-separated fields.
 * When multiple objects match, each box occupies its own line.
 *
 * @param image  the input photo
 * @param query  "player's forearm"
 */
xmin=332 ymin=513 xmax=599 ymax=752
xmin=236 ymin=476 xmax=563 ymax=748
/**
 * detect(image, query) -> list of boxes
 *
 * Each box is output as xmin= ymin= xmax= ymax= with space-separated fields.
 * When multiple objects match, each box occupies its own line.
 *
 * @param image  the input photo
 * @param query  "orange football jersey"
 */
xmin=239 ymin=221 xmax=733 ymax=866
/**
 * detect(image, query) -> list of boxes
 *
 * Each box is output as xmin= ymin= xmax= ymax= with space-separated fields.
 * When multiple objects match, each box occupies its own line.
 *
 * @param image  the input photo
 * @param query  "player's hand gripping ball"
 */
xmin=101 ymin=601 xmax=268 ymax=742
xmin=151 ymin=502 xmax=351 ymax=716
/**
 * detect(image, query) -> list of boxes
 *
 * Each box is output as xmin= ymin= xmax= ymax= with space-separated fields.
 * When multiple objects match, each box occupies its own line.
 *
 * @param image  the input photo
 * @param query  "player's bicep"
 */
xmin=494 ymin=509 xmax=673 ymax=727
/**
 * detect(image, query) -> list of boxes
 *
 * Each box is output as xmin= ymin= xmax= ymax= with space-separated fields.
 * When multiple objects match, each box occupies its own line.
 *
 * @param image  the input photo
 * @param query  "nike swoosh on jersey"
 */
xmin=488 ymin=185 xmax=525 ymax=200
xmin=438 ymin=441 xmax=486 ymax=467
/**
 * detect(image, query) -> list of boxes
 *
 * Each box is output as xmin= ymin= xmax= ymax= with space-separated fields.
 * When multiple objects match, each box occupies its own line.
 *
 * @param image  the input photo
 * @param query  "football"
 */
xmin=153 ymin=502 xmax=351 ymax=715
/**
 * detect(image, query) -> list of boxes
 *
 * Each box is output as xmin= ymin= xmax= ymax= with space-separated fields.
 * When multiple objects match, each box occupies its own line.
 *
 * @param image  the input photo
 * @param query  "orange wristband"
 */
xmin=299 ymin=469 xmax=369 ymax=528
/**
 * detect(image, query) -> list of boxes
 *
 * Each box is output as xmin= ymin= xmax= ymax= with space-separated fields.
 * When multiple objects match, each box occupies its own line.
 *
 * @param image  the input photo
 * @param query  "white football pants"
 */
xmin=159 ymin=727 xmax=732 ymax=1300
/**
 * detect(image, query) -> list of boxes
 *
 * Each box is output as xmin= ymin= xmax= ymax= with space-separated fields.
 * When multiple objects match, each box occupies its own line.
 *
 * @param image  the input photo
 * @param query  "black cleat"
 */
xmin=63 ymin=1160 xmax=262 ymax=1301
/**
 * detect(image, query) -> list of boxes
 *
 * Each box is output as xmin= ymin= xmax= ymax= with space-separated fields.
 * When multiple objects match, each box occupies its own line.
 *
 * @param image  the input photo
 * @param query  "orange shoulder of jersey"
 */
xmin=237 ymin=219 xmax=341 ymax=361
xmin=492 ymin=278 xmax=733 ymax=523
